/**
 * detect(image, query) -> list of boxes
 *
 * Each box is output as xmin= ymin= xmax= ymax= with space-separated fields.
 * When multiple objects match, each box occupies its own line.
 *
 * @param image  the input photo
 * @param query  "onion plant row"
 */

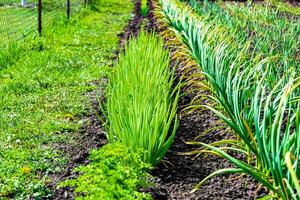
xmin=159 ymin=0 xmax=300 ymax=199
xmin=103 ymin=32 xmax=180 ymax=166
xmin=189 ymin=0 xmax=300 ymax=83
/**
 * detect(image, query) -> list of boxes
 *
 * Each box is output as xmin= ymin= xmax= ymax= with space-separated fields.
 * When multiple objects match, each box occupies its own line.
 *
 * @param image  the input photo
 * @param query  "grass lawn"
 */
xmin=0 ymin=0 xmax=132 ymax=198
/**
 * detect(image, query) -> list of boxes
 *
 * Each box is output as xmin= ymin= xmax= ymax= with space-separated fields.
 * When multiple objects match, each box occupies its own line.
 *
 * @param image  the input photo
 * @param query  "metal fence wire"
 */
xmin=0 ymin=0 xmax=84 ymax=46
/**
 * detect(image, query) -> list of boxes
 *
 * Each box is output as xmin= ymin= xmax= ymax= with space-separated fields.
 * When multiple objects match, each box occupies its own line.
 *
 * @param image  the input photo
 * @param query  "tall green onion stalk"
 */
xmin=104 ymin=32 xmax=180 ymax=166
xmin=141 ymin=0 xmax=149 ymax=16
xmin=158 ymin=0 xmax=300 ymax=199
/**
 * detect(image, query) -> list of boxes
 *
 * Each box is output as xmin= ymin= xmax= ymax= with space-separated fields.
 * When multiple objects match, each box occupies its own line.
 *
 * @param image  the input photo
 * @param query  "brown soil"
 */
xmin=118 ymin=0 xmax=144 ymax=52
xmin=47 ymin=81 xmax=108 ymax=200
xmin=146 ymin=0 xmax=268 ymax=199
xmin=283 ymin=0 xmax=300 ymax=7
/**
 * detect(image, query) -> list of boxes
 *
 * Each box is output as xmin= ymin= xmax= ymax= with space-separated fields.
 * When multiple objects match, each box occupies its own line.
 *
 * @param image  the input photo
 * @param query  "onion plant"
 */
xmin=104 ymin=32 xmax=180 ymax=165
xmin=141 ymin=0 xmax=148 ymax=16
xmin=158 ymin=0 xmax=300 ymax=199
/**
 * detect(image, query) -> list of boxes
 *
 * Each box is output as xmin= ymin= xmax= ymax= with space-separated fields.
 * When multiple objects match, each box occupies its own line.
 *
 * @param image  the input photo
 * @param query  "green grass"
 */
xmin=0 ymin=0 xmax=132 ymax=198
xmin=104 ymin=32 xmax=180 ymax=166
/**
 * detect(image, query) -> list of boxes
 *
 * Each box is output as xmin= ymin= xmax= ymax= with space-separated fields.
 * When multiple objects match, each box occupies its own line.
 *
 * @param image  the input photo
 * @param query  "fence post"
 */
xmin=38 ymin=0 xmax=42 ymax=36
xmin=67 ymin=0 xmax=70 ymax=19
xmin=21 ymin=0 xmax=26 ymax=7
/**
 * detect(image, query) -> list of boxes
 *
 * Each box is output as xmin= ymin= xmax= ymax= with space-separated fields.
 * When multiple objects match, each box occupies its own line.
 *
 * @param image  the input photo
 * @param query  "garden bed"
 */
xmin=1 ymin=0 xmax=299 ymax=199
xmin=146 ymin=0 xmax=300 ymax=199
xmin=48 ymin=1 xmax=144 ymax=199
xmin=50 ymin=0 xmax=300 ymax=199
xmin=145 ymin=1 xmax=267 ymax=199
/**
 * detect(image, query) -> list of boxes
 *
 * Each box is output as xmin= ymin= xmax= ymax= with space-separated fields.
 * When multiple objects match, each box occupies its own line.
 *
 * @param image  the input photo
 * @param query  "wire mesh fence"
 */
xmin=0 ymin=0 xmax=84 ymax=47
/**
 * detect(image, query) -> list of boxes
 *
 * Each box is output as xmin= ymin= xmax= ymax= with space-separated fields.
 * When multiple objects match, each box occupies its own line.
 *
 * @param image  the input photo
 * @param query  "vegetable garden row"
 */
xmin=0 ymin=0 xmax=299 ymax=199
xmin=157 ymin=0 xmax=300 ymax=199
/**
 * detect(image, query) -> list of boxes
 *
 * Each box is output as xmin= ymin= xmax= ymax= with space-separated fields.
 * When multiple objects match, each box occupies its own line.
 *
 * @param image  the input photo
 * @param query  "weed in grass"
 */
xmin=60 ymin=143 xmax=152 ymax=200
